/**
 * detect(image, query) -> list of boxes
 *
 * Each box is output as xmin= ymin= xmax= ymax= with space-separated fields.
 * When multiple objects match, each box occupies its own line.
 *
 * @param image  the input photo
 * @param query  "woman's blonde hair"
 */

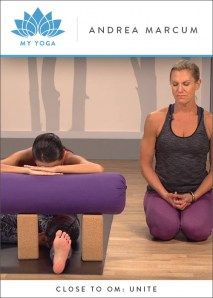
xmin=170 ymin=60 xmax=200 ymax=82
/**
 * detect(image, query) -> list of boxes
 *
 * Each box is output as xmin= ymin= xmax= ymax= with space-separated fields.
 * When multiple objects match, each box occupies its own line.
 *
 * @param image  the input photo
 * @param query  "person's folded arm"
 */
xmin=55 ymin=162 xmax=104 ymax=173
xmin=0 ymin=149 xmax=32 ymax=174
xmin=25 ymin=154 xmax=104 ymax=174
xmin=0 ymin=163 xmax=29 ymax=174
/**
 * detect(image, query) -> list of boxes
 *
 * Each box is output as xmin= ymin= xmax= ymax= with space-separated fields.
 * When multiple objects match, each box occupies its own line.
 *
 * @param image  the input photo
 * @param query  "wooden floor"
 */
xmin=1 ymin=160 xmax=212 ymax=280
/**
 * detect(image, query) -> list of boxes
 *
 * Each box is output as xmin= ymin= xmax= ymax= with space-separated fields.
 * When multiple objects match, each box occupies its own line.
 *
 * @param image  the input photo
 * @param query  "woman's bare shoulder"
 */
xmin=64 ymin=151 xmax=88 ymax=165
xmin=204 ymin=110 xmax=213 ymax=120
xmin=148 ymin=107 xmax=168 ymax=123
xmin=143 ymin=107 xmax=168 ymax=136
xmin=1 ymin=147 xmax=33 ymax=166
xmin=150 ymin=107 xmax=168 ymax=116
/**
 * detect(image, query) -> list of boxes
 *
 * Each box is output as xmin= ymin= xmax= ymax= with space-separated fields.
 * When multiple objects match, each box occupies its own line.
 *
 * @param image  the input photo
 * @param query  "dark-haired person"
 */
xmin=0 ymin=133 xmax=104 ymax=274
xmin=140 ymin=60 xmax=213 ymax=242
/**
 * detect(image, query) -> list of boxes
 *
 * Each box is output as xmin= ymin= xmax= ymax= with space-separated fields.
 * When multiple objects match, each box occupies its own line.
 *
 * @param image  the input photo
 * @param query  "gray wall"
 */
xmin=0 ymin=139 xmax=140 ymax=160
xmin=1 ymin=58 xmax=212 ymax=159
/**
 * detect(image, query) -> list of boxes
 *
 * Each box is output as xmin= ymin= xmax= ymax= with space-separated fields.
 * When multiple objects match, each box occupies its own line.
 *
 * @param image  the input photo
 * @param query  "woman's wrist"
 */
xmin=54 ymin=165 xmax=62 ymax=173
xmin=16 ymin=166 xmax=30 ymax=175
xmin=24 ymin=167 xmax=30 ymax=174
xmin=160 ymin=190 xmax=169 ymax=200
xmin=189 ymin=191 xmax=197 ymax=203
xmin=193 ymin=192 xmax=200 ymax=201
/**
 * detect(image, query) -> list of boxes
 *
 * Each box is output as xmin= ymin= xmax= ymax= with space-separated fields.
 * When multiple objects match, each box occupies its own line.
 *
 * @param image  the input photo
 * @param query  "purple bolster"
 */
xmin=0 ymin=172 xmax=126 ymax=214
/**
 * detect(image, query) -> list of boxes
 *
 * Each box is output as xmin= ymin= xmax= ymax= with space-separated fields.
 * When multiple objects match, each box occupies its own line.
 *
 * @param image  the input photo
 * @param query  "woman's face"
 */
xmin=170 ymin=69 xmax=201 ymax=104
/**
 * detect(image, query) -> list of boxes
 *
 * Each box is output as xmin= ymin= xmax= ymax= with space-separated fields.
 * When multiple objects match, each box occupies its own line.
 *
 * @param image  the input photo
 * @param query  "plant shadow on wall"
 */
xmin=28 ymin=58 xmax=88 ymax=131
xmin=28 ymin=58 xmax=157 ymax=132
xmin=131 ymin=58 xmax=157 ymax=131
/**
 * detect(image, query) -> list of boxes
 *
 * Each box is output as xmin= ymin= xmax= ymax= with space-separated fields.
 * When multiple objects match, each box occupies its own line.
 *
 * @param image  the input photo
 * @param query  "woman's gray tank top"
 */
xmin=148 ymin=104 xmax=210 ymax=193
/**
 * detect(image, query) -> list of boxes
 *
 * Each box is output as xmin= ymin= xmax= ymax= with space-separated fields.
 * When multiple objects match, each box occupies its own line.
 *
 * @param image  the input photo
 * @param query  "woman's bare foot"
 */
xmin=52 ymin=230 xmax=72 ymax=274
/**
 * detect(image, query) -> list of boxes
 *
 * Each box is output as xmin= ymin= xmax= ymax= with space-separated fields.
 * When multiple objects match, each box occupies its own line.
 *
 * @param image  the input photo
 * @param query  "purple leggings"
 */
xmin=144 ymin=191 xmax=213 ymax=241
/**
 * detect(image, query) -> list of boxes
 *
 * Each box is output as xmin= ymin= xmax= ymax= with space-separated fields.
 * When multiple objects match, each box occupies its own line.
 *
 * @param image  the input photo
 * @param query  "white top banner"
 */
xmin=1 ymin=0 xmax=212 ymax=56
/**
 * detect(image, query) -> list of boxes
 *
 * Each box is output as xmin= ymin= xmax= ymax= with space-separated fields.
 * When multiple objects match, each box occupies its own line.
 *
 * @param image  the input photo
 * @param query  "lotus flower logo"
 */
xmin=11 ymin=8 xmax=65 ymax=37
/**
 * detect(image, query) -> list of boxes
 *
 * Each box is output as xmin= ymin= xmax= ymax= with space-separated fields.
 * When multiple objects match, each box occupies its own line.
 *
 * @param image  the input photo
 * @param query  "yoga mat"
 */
xmin=0 ymin=215 xmax=113 ymax=275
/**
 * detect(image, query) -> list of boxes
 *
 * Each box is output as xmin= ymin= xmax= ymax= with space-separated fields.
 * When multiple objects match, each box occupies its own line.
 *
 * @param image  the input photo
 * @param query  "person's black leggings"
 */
xmin=0 ymin=214 xmax=80 ymax=260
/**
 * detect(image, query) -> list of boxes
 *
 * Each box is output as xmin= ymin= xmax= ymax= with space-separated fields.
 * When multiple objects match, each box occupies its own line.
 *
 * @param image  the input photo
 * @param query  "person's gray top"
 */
xmin=148 ymin=104 xmax=210 ymax=193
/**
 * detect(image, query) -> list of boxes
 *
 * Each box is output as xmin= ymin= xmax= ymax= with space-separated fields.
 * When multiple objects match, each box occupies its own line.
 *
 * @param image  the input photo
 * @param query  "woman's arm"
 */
xmin=193 ymin=112 xmax=213 ymax=200
xmin=173 ymin=167 xmax=212 ymax=210
xmin=193 ymin=172 xmax=212 ymax=200
xmin=55 ymin=154 xmax=104 ymax=173
xmin=0 ymin=149 xmax=31 ymax=174
xmin=140 ymin=113 xmax=174 ymax=202
xmin=174 ymin=113 xmax=213 ymax=209
xmin=0 ymin=148 xmax=59 ymax=175
xmin=25 ymin=154 xmax=104 ymax=174
xmin=0 ymin=163 xmax=29 ymax=174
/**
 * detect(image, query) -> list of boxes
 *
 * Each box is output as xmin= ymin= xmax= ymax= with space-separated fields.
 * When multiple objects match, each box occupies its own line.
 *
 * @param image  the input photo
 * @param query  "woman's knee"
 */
xmin=144 ymin=192 xmax=181 ymax=240
xmin=181 ymin=195 xmax=213 ymax=241
xmin=181 ymin=221 xmax=212 ymax=241
xmin=149 ymin=222 xmax=180 ymax=240
xmin=146 ymin=212 xmax=180 ymax=240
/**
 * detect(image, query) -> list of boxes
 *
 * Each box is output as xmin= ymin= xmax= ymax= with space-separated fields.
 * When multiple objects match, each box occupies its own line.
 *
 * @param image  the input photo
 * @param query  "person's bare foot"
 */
xmin=52 ymin=230 xmax=72 ymax=274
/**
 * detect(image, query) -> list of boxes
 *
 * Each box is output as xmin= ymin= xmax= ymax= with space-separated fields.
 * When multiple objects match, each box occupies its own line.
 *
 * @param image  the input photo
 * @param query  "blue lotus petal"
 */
xmin=38 ymin=16 xmax=49 ymax=34
xmin=32 ymin=8 xmax=44 ymax=25
xmin=20 ymin=21 xmax=34 ymax=36
xmin=27 ymin=16 xmax=38 ymax=32
xmin=27 ymin=24 xmax=37 ymax=35
xmin=45 ymin=12 xmax=52 ymax=21
xmin=22 ymin=20 xmax=27 ymax=29
xmin=11 ymin=29 xmax=27 ymax=37
xmin=24 ymin=12 xmax=31 ymax=21
xmin=22 ymin=30 xmax=30 ymax=36
xmin=43 ymin=20 xmax=54 ymax=35
xmin=49 ymin=29 xmax=65 ymax=37
xmin=12 ymin=8 xmax=65 ymax=37
xmin=47 ymin=29 xmax=57 ymax=37
xmin=52 ymin=20 xmax=61 ymax=30
xmin=14 ymin=20 xmax=29 ymax=36
xmin=46 ymin=20 xmax=63 ymax=37
xmin=39 ymin=15 xmax=48 ymax=27
xmin=26 ymin=19 xmax=37 ymax=35
xmin=14 ymin=28 xmax=28 ymax=36
xmin=15 ymin=19 xmax=24 ymax=29
xmin=39 ymin=19 xmax=51 ymax=36
xmin=47 ymin=19 xmax=54 ymax=30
